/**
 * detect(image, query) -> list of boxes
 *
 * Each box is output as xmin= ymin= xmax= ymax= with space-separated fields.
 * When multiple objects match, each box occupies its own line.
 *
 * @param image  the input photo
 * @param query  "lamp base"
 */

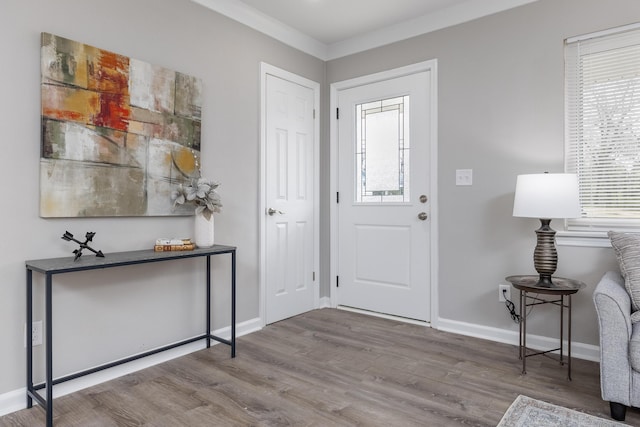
xmin=536 ymin=274 xmax=554 ymax=287
xmin=533 ymin=219 xmax=558 ymax=287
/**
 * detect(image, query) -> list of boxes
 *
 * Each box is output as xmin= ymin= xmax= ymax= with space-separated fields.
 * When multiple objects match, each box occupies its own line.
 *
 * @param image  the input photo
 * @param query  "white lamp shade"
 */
xmin=513 ymin=173 xmax=581 ymax=219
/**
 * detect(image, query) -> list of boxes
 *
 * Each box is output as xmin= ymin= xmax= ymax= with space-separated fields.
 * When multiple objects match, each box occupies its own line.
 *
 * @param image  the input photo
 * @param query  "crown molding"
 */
xmin=327 ymin=0 xmax=539 ymax=60
xmin=191 ymin=0 xmax=328 ymax=59
xmin=191 ymin=0 xmax=539 ymax=61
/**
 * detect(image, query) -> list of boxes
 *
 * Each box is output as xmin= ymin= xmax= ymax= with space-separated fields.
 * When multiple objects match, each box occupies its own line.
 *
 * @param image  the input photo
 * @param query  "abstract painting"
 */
xmin=40 ymin=33 xmax=202 ymax=217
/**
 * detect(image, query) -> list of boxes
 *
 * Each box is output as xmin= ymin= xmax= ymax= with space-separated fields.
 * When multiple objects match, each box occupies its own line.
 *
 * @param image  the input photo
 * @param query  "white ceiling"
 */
xmin=191 ymin=0 xmax=538 ymax=60
xmin=236 ymin=0 xmax=471 ymax=45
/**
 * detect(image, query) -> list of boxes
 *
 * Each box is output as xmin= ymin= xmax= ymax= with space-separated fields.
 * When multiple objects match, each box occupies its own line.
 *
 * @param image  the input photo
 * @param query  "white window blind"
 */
xmin=565 ymin=24 xmax=640 ymax=231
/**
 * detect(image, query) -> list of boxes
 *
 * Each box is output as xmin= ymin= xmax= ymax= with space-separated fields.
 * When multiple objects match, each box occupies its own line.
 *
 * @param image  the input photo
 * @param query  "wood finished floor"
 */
xmin=2 ymin=308 xmax=639 ymax=426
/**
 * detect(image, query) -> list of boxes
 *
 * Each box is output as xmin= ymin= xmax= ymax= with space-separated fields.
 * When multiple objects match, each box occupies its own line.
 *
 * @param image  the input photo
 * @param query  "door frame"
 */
xmin=259 ymin=62 xmax=321 ymax=327
xmin=329 ymin=60 xmax=439 ymax=327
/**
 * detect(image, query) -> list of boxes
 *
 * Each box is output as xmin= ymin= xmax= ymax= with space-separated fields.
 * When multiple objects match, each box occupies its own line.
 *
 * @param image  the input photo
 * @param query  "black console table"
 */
xmin=26 ymin=245 xmax=236 ymax=426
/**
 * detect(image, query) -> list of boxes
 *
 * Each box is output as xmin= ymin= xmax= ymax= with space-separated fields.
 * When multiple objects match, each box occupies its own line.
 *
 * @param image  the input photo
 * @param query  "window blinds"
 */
xmin=565 ymin=24 xmax=640 ymax=229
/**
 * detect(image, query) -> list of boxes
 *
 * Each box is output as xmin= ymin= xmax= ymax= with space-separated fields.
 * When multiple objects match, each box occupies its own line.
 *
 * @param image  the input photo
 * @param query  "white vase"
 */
xmin=194 ymin=212 xmax=214 ymax=248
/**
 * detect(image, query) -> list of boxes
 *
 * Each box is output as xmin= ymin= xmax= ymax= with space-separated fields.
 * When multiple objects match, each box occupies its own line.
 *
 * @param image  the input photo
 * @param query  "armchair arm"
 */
xmin=593 ymin=271 xmax=633 ymax=406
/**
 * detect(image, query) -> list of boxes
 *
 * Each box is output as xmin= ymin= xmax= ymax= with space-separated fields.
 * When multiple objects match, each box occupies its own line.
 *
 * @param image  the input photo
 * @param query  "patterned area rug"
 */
xmin=497 ymin=395 xmax=626 ymax=426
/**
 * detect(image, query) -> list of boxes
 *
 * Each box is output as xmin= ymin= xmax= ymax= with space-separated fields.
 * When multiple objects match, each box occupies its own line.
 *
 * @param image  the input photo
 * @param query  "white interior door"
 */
xmin=337 ymin=71 xmax=431 ymax=322
xmin=263 ymin=68 xmax=318 ymax=324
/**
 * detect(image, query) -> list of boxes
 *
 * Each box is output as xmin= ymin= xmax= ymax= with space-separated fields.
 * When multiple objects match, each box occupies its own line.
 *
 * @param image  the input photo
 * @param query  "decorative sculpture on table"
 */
xmin=172 ymin=176 xmax=222 ymax=248
xmin=62 ymin=231 xmax=105 ymax=261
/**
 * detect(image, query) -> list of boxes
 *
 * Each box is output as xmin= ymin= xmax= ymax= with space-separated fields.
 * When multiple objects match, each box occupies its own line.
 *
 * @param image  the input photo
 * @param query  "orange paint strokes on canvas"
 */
xmin=79 ymin=48 xmax=132 ymax=131
xmin=95 ymin=93 xmax=130 ymax=132
xmin=41 ymin=83 xmax=130 ymax=132
xmin=87 ymin=50 xmax=130 ymax=95
xmin=41 ymin=85 xmax=99 ymax=124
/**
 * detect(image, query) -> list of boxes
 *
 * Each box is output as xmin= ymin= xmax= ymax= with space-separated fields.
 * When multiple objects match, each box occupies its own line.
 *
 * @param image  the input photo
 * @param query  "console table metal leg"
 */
xmin=46 ymin=273 xmax=53 ymax=427
xmin=26 ymin=269 xmax=33 ymax=409
xmin=206 ymin=256 xmax=211 ymax=349
xmin=231 ymin=250 xmax=236 ymax=358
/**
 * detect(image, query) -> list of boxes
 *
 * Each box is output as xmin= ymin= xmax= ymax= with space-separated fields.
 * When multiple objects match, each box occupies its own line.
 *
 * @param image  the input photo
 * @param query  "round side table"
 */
xmin=505 ymin=275 xmax=585 ymax=380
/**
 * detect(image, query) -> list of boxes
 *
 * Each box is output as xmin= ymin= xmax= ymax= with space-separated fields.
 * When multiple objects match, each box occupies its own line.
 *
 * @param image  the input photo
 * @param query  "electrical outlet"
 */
xmin=25 ymin=321 xmax=43 ymax=347
xmin=32 ymin=321 xmax=43 ymax=346
xmin=456 ymin=169 xmax=473 ymax=186
xmin=499 ymin=284 xmax=511 ymax=302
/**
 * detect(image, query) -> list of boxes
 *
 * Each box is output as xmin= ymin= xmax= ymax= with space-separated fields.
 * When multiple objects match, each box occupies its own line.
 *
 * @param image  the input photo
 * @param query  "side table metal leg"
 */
xmin=568 ymin=294 xmax=572 ymax=381
xmin=521 ymin=290 xmax=526 ymax=375
xmin=518 ymin=289 xmax=523 ymax=360
xmin=560 ymin=295 xmax=564 ymax=366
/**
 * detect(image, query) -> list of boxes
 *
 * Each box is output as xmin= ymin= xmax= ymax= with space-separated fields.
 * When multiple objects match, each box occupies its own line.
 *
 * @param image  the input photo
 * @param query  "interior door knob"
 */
xmin=268 ymin=208 xmax=285 ymax=216
xmin=418 ymin=212 xmax=428 ymax=221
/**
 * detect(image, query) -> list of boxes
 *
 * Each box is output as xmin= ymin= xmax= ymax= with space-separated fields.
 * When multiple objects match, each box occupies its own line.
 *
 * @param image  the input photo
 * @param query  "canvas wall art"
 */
xmin=40 ymin=32 xmax=202 ymax=217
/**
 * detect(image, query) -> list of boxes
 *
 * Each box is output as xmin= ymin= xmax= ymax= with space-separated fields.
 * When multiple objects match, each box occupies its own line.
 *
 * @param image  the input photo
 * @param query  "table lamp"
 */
xmin=512 ymin=173 xmax=580 ymax=287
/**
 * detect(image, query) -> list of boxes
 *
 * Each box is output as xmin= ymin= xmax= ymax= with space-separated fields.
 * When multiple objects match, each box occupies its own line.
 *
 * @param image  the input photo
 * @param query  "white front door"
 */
xmin=336 ymin=69 xmax=432 ymax=322
xmin=262 ymin=65 xmax=319 ymax=325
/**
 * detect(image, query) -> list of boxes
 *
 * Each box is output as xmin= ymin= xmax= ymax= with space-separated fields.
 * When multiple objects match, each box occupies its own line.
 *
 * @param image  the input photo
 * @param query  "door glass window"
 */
xmin=355 ymin=96 xmax=410 ymax=203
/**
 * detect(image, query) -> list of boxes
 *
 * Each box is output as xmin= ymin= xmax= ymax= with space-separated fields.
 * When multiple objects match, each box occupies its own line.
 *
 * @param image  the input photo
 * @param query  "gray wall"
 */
xmin=0 ymin=0 xmax=324 ymax=395
xmin=2 ymin=0 xmax=639 ymax=402
xmin=327 ymin=0 xmax=637 ymax=345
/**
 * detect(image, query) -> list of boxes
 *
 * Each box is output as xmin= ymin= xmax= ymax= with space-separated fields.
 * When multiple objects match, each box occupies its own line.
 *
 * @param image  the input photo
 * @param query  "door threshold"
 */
xmin=336 ymin=305 xmax=431 ymax=327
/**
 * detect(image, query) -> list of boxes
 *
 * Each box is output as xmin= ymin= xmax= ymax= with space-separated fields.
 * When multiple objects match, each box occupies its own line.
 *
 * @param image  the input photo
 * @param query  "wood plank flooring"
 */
xmin=2 ymin=308 xmax=639 ymax=426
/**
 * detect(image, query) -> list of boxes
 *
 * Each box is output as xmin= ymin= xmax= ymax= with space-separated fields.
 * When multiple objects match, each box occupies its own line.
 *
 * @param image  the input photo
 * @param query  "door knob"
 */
xmin=419 ymin=195 xmax=428 ymax=203
xmin=268 ymin=208 xmax=285 ymax=216
xmin=418 ymin=212 xmax=428 ymax=221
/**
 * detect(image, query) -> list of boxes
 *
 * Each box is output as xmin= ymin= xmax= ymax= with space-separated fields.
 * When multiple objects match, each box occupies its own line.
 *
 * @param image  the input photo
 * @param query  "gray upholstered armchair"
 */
xmin=593 ymin=270 xmax=640 ymax=421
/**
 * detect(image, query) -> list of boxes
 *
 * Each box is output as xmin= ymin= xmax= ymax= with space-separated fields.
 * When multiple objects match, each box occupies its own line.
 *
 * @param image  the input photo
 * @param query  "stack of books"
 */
xmin=154 ymin=238 xmax=195 ymax=252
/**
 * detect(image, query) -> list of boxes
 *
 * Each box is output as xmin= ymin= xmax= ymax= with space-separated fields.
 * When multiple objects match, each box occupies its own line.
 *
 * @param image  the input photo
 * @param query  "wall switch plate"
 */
xmin=456 ymin=169 xmax=473 ymax=186
xmin=499 ymin=284 xmax=511 ymax=302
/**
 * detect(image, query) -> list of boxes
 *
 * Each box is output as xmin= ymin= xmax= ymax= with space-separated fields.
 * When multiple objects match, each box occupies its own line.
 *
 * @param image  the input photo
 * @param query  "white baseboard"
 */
xmin=0 ymin=317 xmax=262 ymax=417
xmin=318 ymin=296 xmax=331 ymax=308
xmin=437 ymin=317 xmax=600 ymax=362
xmin=0 ymin=389 xmax=26 ymax=418
xmin=330 ymin=306 xmax=601 ymax=362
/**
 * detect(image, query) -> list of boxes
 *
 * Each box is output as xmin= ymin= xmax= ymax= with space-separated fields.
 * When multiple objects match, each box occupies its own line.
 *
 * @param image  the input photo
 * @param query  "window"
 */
xmin=565 ymin=23 xmax=640 ymax=232
xmin=355 ymin=96 xmax=410 ymax=203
